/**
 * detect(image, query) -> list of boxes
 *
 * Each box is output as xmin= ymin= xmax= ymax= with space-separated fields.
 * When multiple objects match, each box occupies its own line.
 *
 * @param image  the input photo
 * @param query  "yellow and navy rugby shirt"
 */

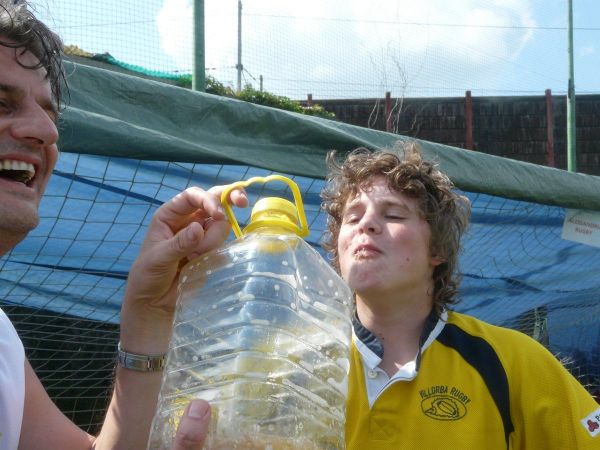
xmin=346 ymin=309 xmax=600 ymax=449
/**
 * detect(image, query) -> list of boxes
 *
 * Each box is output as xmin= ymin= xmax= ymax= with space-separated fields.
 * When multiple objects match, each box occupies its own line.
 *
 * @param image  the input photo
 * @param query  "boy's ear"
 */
xmin=431 ymin=255 xmax=446 ymax=267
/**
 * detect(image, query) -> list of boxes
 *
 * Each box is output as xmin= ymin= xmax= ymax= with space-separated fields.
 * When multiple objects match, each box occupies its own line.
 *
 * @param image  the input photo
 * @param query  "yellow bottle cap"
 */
xmin=243 ymin=197 xmax=302 ymax=236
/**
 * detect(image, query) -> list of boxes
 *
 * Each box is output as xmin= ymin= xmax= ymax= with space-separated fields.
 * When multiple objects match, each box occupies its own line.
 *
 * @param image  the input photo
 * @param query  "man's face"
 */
xmin=0 ymin=43 xmax=59 ymax=250
xmin=337 ymin=177 xmax=440 ymax=301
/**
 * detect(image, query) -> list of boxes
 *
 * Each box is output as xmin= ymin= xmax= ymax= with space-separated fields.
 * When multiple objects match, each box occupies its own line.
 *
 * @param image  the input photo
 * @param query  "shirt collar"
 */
xmin=352 ymin=307 xmax=448 ymax=371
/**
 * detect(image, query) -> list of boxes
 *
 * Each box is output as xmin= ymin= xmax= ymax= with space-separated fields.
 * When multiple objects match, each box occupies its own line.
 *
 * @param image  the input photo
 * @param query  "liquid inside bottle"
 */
xmin=148 ymin=226 xmax=353 ymax=449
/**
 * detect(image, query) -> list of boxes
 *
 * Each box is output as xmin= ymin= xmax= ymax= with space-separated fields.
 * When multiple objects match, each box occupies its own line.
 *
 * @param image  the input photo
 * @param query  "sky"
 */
xmin=37 ymin=0 xmax=599 ymax=99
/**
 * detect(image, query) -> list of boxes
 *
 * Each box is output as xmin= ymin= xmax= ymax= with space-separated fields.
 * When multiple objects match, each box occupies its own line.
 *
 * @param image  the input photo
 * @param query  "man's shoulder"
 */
xmin=0 ymin=306 xmax=21 ymax=340
xmin=0 ymin=305 xmax=11 ymax=327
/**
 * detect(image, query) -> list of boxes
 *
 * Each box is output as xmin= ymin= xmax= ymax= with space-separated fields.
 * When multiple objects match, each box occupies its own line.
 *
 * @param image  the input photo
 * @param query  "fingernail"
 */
xmin=217 ymin=206 xmax=225 ymax=215
xmin=188 ymin=400 xmax=208 ymax=419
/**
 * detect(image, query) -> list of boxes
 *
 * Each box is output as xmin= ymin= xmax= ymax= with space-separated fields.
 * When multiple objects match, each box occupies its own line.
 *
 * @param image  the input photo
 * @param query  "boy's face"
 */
xmin=0 ymin=42 xmax=59 ymax=248
xmin=337 ymin=176 xmax=441 ymax=301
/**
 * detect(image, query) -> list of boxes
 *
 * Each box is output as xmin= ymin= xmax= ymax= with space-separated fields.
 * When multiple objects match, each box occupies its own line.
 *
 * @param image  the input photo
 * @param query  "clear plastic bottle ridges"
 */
xmin=148 ymin=175 xmax=353 ymax=449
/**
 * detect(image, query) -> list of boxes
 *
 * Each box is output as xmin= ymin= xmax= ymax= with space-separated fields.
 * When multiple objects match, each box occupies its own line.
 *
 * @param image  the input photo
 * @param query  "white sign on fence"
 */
xmin=561 ymin=209 xmax=600 ymax=248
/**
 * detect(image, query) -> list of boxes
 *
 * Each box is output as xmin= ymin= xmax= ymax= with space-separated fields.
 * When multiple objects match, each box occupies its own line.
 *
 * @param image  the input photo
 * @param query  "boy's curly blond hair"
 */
xmin=321 ymin=141 xmax=471 ymax=312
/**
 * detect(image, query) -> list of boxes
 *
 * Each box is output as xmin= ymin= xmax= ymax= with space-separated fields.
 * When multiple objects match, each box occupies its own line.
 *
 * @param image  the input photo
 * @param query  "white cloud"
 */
xmin=349 ymin=0 xmax=535 ymax=68
xmin=156 ymin=0 xmax=193 ymax=70
xmin=156 ymin=0 xmax=537 ymax=96
xmin=580 ymin=45 xmax=595 ymax=57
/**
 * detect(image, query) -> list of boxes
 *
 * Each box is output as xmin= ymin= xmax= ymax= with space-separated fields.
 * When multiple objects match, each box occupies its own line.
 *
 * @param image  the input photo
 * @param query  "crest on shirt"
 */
xmin=420 ymin=385 xmax=470 ymax=421
xmin=580 ymin=407 xmax=600 ymax=438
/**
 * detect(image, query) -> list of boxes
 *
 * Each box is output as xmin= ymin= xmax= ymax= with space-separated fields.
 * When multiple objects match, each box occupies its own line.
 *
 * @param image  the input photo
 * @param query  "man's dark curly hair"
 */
xmin=321 ymin=141 xmax=471 ymax=313
xmin=0 ymin=0 xmax=65 ymax=107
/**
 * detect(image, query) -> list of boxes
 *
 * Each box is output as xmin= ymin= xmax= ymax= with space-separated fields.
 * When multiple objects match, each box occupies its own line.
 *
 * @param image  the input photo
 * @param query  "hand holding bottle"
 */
xmin=126 ymin=185 xmax=248 ymax=315
xmin=149 ymin=176 xmax=353 ymax=449
xmin=111 ymin=185 xmax=245 ymax=450
xmin=120 ymin=185 xmax=248 ymax=351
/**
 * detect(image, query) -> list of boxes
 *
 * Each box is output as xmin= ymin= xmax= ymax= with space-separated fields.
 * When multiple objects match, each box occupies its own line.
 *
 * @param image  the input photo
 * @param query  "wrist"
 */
xmin=119 ymin=303 xmax=175 ymax=355
xmin=117 ymin=341 xmax=166 ymax=372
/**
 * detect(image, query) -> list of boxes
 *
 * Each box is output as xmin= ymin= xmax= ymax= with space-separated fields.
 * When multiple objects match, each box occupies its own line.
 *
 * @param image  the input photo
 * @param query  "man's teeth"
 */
xmin=0 ymin=159 xmax=36 ymax=183
xmin=1 ymin=160 xmax=34 ymax=171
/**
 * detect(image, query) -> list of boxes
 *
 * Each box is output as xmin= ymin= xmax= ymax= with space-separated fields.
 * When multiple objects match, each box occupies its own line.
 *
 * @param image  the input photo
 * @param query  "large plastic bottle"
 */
xmin=148 ymin=175 xmax=353 ymax=450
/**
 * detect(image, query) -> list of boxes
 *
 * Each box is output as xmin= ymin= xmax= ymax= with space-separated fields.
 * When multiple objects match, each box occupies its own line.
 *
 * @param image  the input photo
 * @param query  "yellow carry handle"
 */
xmin=220 ymin=175 xmax=309 ymax=239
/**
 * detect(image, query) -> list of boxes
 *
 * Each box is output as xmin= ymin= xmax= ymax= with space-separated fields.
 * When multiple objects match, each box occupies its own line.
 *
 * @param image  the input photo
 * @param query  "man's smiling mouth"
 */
xmin=0 ymin=159 xmax=36 ymax=185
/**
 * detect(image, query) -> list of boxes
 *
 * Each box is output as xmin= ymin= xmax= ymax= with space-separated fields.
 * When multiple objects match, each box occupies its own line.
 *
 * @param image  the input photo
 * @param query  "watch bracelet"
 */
xmin=117 ymin=341 xmax=166 ymax=372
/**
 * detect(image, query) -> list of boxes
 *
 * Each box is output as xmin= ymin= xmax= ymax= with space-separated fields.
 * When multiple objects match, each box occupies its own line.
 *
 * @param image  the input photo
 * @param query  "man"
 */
xmin=320 ymin=144 xmax=600 ymax=449
xmin=0 ymin=1 xmax=248 ymax=448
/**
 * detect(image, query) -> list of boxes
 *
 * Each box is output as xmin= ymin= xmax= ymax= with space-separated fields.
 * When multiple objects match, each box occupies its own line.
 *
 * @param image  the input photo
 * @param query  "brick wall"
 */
xmin=312 ymin=94 xmax=600 ymax=176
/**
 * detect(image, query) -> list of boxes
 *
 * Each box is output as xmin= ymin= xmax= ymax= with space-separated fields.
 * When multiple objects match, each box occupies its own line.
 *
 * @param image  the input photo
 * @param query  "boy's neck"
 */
xmin=356 ymin=291 xmax=434 ymax=376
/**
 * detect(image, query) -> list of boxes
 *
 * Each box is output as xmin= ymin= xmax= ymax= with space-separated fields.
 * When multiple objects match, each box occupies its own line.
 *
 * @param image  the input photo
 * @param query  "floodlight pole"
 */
xmin=237 ymin=0 xmax=243 ymax=93
xmin=192 ymin=0 xmax=205 ymax=91
xmin=567 ymin=0 xmax=576 ymax=172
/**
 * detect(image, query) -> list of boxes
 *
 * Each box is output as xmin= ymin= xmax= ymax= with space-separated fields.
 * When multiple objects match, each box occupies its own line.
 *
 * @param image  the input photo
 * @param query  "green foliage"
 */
xmin=300 ymin=104 xmax=336 ymax=119
xmin=67 ymin=48 xmax=335 ymax=120
xmin=172 ymin=74 xmax=192 ymax=89
xmin=174 ymin=74 xmax=235 ymax=97
xmin=206 ymin=76 xmax=235 ymax=97
xmin=172 ymin=78 xmax=335 ymax=120
xmin=64 ymin=45 xmax=93 ymax=58
xmin=237 ymin=84 xmax=335 ymax=119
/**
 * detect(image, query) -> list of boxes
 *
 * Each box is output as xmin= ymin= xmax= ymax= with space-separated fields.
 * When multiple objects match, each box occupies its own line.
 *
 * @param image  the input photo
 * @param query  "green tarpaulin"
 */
xmin=59 ymin=61 xmax=600 ymax=211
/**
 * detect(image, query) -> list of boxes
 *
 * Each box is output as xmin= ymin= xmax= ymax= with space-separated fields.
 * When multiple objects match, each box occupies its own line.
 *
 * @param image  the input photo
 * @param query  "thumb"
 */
xmin=171 ymin=399 xmax=211 ymax=450
xmin=162 ymin=222 xmax=204 ymax=262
